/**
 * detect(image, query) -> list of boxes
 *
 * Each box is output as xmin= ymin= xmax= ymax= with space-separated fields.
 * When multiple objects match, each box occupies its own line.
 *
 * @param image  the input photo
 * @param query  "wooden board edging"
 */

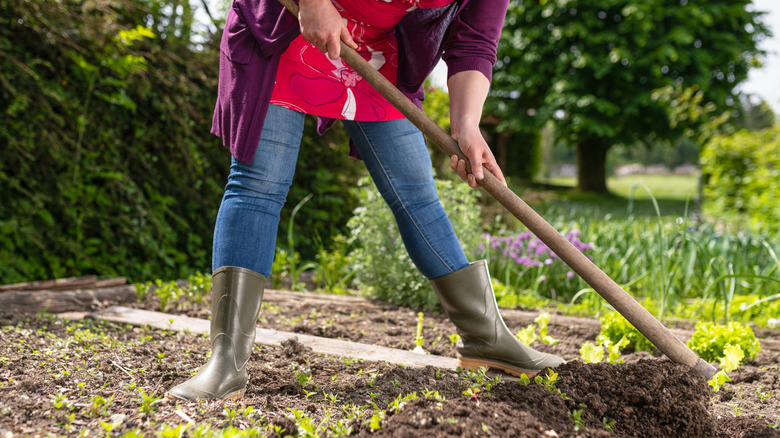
xmin=79 ymin=306 xmax=459 ymax=371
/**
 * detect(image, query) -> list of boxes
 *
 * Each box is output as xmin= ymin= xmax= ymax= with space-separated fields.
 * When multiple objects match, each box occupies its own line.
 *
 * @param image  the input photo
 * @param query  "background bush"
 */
xmin=0 ymin=0 xmax=226 ymax=283
xmin=701 ymin=124 xmax=780 ymax=232
xmin=0 ymin=0 xmax=363 ymax=283
xmin=347 ymin=175 xmax=483 ymax=310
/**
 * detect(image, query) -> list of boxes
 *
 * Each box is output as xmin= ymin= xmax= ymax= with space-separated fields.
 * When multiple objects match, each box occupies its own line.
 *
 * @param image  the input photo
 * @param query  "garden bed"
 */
xmin=0 ymin=288 xmax=778 ymax=437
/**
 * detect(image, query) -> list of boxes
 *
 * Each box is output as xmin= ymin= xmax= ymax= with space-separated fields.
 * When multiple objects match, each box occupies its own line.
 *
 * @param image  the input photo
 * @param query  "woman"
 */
xmin=166 ymin=0 xmax=564 ymax=401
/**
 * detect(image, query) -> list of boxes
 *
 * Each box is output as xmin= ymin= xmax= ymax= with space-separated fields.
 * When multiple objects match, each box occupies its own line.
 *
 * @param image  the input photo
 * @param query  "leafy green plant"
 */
xmin=597 ymin=312 xmax=655 ymax=353
xmin=579 ymin=342 xmax=604 ymax=364
xmin=687 ymin=321 xmax=761 ymax=366
xmin=515 ymin=324 xmax=538 ymax=345
xmin=535 ymin=312 xmax=559 ymax=345
xmin=708 ymin=370 xmax=731 ymax=392
xmin=347 ymin=176 xmax=482 ymax=310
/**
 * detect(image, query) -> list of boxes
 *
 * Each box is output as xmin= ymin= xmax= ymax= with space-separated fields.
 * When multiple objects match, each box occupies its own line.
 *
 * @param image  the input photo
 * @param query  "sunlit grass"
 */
xmin=541 ymin=174 xmax=698 ymax=201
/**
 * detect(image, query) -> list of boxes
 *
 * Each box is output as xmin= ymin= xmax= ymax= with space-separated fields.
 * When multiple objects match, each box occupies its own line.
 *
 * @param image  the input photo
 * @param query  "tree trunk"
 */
xmin=576 ymin=138 xmax=610 ymax=193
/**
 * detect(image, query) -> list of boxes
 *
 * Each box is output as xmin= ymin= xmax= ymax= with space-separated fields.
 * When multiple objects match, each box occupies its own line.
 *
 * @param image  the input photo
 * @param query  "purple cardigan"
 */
xmin=211 ymin=0 xmax=509 ymax=164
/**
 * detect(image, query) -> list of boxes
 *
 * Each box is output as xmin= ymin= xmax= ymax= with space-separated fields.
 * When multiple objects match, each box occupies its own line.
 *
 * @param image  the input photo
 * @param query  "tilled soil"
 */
xmin=0 ymin=288 xmax=779 ymax=437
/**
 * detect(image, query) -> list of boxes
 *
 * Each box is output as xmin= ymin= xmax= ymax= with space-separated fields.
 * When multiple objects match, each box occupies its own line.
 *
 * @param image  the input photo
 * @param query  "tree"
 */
xmin=488 ymin=0 xmax=770 ymax=193
xmin=737 ymin=97 xmax=777 ymax=131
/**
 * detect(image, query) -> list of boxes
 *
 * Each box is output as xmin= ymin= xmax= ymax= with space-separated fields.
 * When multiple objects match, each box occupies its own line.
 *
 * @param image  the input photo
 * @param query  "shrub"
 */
xmin=347 ymin=176 xmax=482 ymax=310
xmin=701 ymin=124 xmax=780 ymax=232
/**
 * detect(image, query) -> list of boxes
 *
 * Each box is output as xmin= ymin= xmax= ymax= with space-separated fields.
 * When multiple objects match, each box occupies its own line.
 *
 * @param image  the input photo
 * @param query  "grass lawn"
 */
xmin=517 ymin=173 xmax=700 ymax=219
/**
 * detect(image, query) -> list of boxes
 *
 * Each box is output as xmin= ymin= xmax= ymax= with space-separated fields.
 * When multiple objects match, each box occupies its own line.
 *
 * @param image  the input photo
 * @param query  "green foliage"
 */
xmin=708 ymin=370 xmax=731 ymax=392
xmin=347 ymin=176 xmax=482 ymax=310
xmin=277 ymin=117 xmax=364 ymax=261
xmin=579 ymin=342 xmax=604 ymax=364
xmin=686 ymin=321 xmax=761 ymax=365
xmin=596 ymin=312 xmax=654 ymax=353
xmin=701 ymin=124 xmax=780 ymax=232
xmin=0 ymin=0 xmax=226 ymax=283
xmin=312 ymin=234 xmax=356 ymax=294
xmin=490 ymin=0 xmax=769 ymax=191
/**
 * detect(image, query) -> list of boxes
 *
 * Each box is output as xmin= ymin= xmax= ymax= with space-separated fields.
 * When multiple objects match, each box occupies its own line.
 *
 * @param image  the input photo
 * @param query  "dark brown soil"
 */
xmin=0 ymin=288 xmax=778 ymax=437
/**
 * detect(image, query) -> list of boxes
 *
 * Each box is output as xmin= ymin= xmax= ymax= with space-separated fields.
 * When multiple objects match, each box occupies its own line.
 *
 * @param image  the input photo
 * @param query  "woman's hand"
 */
xmin=447 ymin=71 xmax=507 ymax=188
xmin=298 ymin=0 xmax=357 ymax=60
xmin=449 ymin=126 xmax=506 ymax=189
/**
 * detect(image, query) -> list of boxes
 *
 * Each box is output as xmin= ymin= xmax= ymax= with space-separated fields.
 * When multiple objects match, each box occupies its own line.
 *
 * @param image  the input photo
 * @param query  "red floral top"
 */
xmin=270 ymin=0 xmax=455 ymax=121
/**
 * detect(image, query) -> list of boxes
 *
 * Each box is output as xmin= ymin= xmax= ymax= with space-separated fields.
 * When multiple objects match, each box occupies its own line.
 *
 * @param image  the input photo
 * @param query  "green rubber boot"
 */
xmin=166 ymin=266 xmax=266 ymax=401
xmin=431 ymin=260 xmax=565 ymax=377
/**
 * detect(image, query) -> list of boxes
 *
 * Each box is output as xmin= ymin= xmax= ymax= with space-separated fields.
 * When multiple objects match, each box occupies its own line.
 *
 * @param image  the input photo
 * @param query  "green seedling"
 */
xmin=157 ymin=423 xmax=190 ymax=438
xmin=482 ymin=423 xmax=491 ymax=435
xmin=412 ymin=312 xmax=427 ymax=354
xmin=85 ymin=394 xmax=114 ymax=417
xmin=224 ymin=406 xmax=239 ymax=426
xmin=51 ymin=393 xmax=73 ymax=411
xmin=534 ymin=312 xmax=559 ymax=345
xmin=534 ymin=369 xmax=560 ymax=393
xmin=603 ymin=417 xmax=616 ymax=431
xmin=449 ymin=333 xmax=461 ymax=346
xmin=463 ymin=387 xmax=481 ymax=402
xmin=293 ymin=364 xmax=312 ymax=388
xmin=569 ymin=409 xmax=585 ymax=431
xmin=137 ymin=387 xmax=162 ymax=416
xmin=369 ymin=411 xmax=385 ymax=431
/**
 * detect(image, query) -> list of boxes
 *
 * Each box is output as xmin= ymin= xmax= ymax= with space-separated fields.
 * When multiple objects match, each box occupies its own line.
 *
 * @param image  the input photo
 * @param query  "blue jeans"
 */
xmin=212 ymin=104 xmax=469 ymax=279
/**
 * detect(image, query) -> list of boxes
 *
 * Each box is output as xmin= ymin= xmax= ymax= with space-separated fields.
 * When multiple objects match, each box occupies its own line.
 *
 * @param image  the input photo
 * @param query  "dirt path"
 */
xmin=0 ymin=289 xmax=778 ymax=437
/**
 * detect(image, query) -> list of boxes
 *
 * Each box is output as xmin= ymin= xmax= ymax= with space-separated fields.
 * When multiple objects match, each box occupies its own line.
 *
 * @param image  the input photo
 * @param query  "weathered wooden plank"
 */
xmin=0 ymin=285 xmax=136 ymax=313
xmin=0 ymin=276 xmax=98 ymax=292
xmin=0 ymin=276 xmax=127 ymax=293
xmin=85 ymin=306 xmax=459 ymax=370
xmin=94 ymin=277 xmax=128 ymax=288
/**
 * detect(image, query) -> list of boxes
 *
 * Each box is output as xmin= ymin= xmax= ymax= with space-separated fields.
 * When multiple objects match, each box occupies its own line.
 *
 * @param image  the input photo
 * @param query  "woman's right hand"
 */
xmin=297 ymin=0 xmax=357 ymax=60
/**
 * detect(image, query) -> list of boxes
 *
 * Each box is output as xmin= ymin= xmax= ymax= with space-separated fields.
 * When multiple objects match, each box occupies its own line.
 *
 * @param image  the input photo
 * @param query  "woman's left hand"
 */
xmin=449 ymin=125 xmax=506 ymax=189
xmin=446 ymin=70 xmax=507 ymax=189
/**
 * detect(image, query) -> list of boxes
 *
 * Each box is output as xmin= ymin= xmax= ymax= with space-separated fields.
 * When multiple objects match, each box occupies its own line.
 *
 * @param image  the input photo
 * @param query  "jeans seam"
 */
xmin=353 ymin=121 xmax=454 ymax=273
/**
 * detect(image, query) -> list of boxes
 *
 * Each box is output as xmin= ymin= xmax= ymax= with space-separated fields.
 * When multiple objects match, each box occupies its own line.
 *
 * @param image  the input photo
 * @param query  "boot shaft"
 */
xmin=210 ymin=266 xmax=267 ymax=364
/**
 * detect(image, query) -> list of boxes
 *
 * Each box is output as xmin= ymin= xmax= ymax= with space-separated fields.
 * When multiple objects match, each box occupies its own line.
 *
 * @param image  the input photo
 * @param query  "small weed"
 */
xmin=137 ymin=387 xmax=162 ymax=416
xmin=85 ymin=394 xmax=114 ymax=417
xmin=293 ymin=364 xmax=312 ymax=389
xmin=223 ymin=406 xmax=239 ymax=426
xmin=569 ymin=409 xmax=585 ymax=431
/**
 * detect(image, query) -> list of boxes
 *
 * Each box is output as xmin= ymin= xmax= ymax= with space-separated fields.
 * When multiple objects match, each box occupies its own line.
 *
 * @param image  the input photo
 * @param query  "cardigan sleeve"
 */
xmin=441 ymin=0 xmax=509 ymax=82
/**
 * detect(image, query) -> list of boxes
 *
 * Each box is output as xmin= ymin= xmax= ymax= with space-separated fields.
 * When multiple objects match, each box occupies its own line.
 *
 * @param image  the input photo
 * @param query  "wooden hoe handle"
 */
xmin=277 ymin=0 xmax=717 ymax=380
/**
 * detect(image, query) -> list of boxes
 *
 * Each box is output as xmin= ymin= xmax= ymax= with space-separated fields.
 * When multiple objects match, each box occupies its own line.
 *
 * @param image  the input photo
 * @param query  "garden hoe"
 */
xmin=278 ymin=0 xmax=718 ymax=381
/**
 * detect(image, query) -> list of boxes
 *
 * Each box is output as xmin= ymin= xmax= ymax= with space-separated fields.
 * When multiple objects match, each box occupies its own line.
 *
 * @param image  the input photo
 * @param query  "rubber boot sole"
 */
xmin=164 ymin=388 xmax=245 ymax=402
xmin=458 ymin=356 xmax=544 ymax=378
